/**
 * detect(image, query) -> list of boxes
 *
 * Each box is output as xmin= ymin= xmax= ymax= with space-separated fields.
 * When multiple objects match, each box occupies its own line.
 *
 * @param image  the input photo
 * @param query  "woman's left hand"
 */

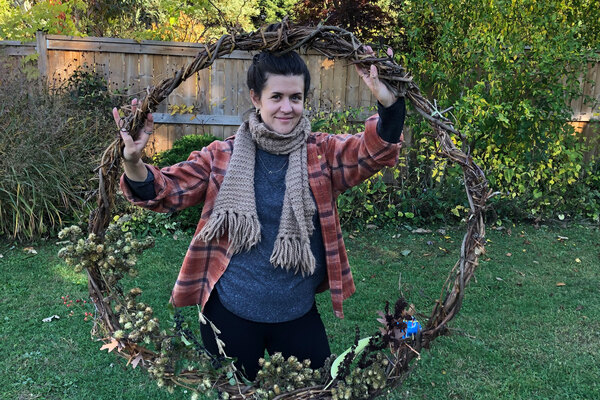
xmin=356 ymin=46 xmax=398 ymax=108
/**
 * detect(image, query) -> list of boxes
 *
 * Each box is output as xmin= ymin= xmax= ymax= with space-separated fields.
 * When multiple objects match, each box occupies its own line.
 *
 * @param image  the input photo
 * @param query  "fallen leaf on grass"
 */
xmin=556 ymin=282 xmax=566 ymax=287
xmin=557 ymin=236 xmax=569 ymax=241
xmin=127 ymin=353 xmax=144 ymax=369
xmin=401 ymin=249 xmax=412 ymax=257
xmin=42 ymin=315 xmax=60 ymax=323
xmin=576 ymin=305 xmax=584 ymax=311
xmin=100 ymin=339 xmax=121 ymax=353
xmin=23 ymin=247 xmax=37 ymax=254
xmin=506 ymin=252 xmax=512 ymax=257
xmin=575 ymin=258 xmax=581 ymax=263
xmin=412 ymin=228 xmax=432 ymax=234
xmin=496 ymin=277 xmax=504 ymax=281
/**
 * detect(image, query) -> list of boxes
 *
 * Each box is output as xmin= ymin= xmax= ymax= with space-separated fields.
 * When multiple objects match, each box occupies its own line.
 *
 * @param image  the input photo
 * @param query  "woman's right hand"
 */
xmin=112 ymin=98 xmax=154 ymax=164
xmin=112 ymin=98 xmax=154 ymax=181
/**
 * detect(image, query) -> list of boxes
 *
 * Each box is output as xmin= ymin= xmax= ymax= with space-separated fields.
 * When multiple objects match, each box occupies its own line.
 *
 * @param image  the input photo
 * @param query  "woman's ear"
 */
xmin=250 ymin=89 xmax=260 ymax=108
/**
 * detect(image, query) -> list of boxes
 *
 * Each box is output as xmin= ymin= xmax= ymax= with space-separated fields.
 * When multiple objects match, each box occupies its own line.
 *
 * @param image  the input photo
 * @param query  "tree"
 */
xmin=0 ymin=0 xmax=85 ymax=39
xmin=0 ymin=0 xmax=261 ymax=41
xmin=293 ymin=0 xmax=393 ymax=42
xmin=389 ymin=0 xmax=600 ymax=219
xmin=253 ymin=0 xmax=297 ymax=25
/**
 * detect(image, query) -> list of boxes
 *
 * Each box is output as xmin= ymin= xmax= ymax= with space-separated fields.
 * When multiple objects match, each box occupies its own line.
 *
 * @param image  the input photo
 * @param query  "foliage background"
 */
xmin=0 ymin=0 xmax=599 ymax=240
xmin=384 ymin=0 xmax=600 ymax=223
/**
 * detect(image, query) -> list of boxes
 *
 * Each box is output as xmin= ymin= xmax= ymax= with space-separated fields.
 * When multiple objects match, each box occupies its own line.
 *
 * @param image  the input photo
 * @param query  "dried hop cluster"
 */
xmin=331 ymin=353 xmax=389 ymax=400
xmin=112 ymin=287 xmax=161 ymax=346
xmin=57 ymin=216 xmax=154 ymax=286
xmin=254 ymin=353 xmax=326 ymax=399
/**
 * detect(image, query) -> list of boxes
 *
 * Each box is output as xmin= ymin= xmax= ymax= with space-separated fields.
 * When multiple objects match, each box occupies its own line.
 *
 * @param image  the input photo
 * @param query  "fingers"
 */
xmin=369 ymin=64 xmax=378 ymax=81
xmin=355 ymin=64 xmax=379 ymax=83
xmin=113 ymin=98 xmax=154 ymax=136
xmin=112 ymin=107 xmax=122 ymax=128
xmin=143 ymin=112 xmax=154 ymax=134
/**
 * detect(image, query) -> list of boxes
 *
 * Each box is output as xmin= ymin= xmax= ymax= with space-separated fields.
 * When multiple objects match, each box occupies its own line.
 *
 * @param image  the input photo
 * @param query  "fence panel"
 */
xmin=1 ymin=34 xmax=597 ymax=155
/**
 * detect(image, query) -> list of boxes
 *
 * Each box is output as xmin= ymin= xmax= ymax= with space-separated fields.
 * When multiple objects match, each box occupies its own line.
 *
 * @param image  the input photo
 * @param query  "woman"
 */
xmin=114 ymin=49 xmax=405 ymax=380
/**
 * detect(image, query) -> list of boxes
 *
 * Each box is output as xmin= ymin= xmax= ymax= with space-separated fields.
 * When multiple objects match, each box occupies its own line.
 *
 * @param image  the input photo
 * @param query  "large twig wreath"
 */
xmin=61 ymin=19 xmax=490 ymax=399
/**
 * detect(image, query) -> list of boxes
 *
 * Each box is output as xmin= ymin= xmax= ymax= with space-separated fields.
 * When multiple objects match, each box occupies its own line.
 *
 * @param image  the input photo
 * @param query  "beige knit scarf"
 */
xmin=195 ymin=112 xmax=316 ymax=276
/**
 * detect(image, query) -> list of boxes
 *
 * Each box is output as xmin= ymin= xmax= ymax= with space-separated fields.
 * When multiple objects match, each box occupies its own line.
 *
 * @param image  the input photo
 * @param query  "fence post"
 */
xmin=35 ymin=31 xmax=48 ymax=79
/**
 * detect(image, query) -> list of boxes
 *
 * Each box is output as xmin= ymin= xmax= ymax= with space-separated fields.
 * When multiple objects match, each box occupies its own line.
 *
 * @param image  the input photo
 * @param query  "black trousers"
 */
xmin=200 ymin=291 xmax=331 ymax=380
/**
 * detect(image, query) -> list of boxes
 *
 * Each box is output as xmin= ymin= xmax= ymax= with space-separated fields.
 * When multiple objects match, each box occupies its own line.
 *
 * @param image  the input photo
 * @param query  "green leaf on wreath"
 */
xmin=330 ymin=336 xmax=372 ymax=379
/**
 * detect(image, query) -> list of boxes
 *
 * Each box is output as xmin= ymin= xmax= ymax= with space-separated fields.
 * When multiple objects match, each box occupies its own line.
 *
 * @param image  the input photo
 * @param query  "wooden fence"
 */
xmin=0 ymin=33 xmax=378 ymax=153
xmin=571 ymin=62 xmax=600 ymax=161
xmin=1 ymin=33 xmax=598 ymax=155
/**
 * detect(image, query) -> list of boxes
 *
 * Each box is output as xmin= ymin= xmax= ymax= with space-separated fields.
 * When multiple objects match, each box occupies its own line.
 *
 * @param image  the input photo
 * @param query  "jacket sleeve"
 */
xmin=119 ymin=146 xmax=214 ymax=213
xmin=322 ymin=112 xmax=403 ymax=196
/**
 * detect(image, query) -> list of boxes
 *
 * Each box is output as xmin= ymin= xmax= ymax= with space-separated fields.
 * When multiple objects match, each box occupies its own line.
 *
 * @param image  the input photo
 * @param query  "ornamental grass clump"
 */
xmin=0 ymin=64 xmax=116 ymax=240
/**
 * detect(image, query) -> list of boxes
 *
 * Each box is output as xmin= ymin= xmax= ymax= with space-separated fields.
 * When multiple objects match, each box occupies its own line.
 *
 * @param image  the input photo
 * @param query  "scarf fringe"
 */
xmin=270 ymin=236 xmax=316 ymax=276
xmin=195 ymin=211 xmax=261 ymax=254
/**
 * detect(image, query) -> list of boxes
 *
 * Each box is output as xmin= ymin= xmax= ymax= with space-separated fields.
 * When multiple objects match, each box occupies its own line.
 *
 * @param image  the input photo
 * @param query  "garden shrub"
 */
xmin=0 ymin=64 xmax=116 ymax=239
xmin=144 ymin=133 xmax=218 ymax=232
xmin=151 ymin=133 xmax=218 ymax=168
xmin=383 ymin=0 xmax=600 ymax=222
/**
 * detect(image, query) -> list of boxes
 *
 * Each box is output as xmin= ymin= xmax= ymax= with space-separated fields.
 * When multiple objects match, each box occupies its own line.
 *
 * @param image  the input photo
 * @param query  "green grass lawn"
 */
xmin=1 ymin=223 xmax=599 ymax=399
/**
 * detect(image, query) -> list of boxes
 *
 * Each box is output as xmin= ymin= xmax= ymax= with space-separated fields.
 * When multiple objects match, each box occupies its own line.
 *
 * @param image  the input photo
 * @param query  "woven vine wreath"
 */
xmin=60 ymin=19 xmax=490 ymax=400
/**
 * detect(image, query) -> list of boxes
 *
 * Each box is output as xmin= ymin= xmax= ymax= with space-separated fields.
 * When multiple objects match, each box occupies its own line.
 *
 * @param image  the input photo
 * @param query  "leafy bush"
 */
xmin=383 ymin=0 xmax=600 ymax=222
xmin=0 ymin=64 xmax=116 ymax=239
xmin=60 ymin=64 xmax=115 ymax=113
xmin=151 ymin=133 xmax=218 ymax=168
xmin=138 ymin=133 xmax=217 ymax=233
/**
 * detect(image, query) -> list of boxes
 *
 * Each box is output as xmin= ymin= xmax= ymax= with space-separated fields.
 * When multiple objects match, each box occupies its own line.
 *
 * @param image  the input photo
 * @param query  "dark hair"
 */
xmin=247 ymin=51 xmax=311 ymax=99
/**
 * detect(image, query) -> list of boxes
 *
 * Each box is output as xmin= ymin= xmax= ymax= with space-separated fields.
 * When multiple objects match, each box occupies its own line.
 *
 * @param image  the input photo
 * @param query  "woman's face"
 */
xmin=250 ymin=74 xmax=305 ymax=135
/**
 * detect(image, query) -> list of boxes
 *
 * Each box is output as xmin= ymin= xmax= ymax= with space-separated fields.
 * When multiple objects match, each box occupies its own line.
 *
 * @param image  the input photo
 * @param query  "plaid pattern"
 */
xmin=120 ymin=115 xmax=401 ymax=318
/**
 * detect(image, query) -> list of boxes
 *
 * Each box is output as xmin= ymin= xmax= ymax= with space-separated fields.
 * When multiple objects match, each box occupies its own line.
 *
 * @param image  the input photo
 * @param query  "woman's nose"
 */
xmin=280 ymin=98 xmax=292 ymax=112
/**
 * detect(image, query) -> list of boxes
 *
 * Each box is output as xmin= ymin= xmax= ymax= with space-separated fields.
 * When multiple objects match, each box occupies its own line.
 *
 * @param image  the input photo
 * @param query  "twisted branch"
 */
xmin=86 ymin=19 xmax=490 ymax=399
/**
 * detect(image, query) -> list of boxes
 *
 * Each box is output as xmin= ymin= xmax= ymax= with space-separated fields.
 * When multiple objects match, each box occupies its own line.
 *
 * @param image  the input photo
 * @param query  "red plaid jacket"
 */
xmin=120 ymin=114 xmax=401 ymax=318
